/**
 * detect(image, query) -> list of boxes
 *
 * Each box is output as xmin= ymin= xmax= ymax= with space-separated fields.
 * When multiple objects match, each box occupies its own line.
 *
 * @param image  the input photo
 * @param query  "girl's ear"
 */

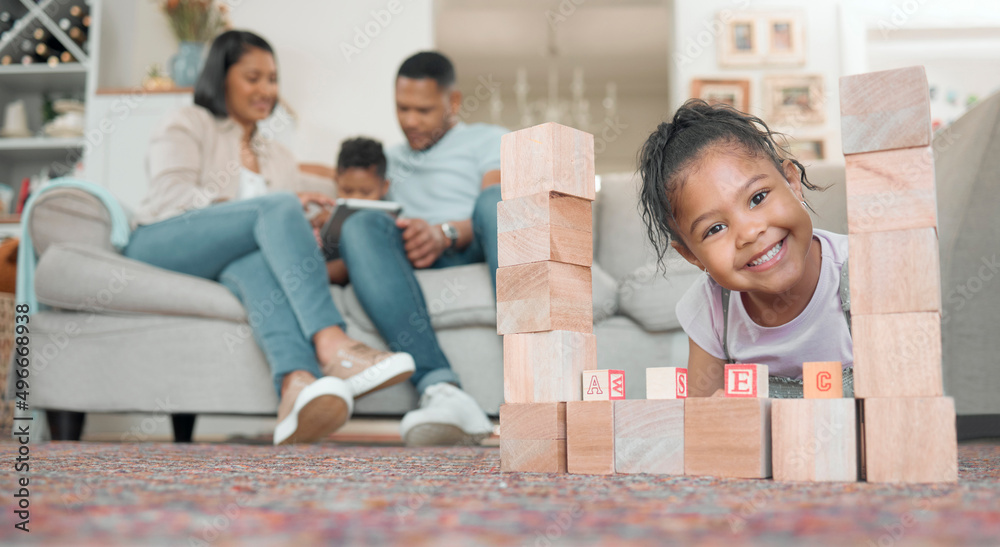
xmin=782 ymin=159 xmax=804 ymax=201
xmin=671 ymin=240 xmax=705 ymax=271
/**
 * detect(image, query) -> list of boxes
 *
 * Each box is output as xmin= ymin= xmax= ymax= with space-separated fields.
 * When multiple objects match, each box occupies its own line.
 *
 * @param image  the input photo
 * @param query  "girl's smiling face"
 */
xmin=670 ymin=145 xmax=815 ymax=296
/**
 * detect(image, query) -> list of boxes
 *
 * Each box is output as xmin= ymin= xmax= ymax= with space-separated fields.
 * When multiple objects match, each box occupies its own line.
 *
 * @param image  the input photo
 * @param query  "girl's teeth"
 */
xmin=749 ymin=241 xmax=783 ymax=267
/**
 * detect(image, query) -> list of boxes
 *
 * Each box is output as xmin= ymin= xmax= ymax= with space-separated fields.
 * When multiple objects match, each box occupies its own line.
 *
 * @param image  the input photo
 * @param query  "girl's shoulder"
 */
xmin=813 ymin=228 xmax=849 ymax=266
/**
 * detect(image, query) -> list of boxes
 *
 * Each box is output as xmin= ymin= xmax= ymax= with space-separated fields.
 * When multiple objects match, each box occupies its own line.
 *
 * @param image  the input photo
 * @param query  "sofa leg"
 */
xmin=171 ymin=414 xmax=196 ymax=443
xmin=47 ymin=411 xmax=86 ymax=441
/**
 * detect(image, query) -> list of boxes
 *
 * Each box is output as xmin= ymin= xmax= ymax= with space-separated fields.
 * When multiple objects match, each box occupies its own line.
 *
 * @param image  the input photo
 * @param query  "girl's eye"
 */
xmin=705 ymin=223 xmax=725 ymax=238
xmin=750 ymin=190 xmax=769 ymax=209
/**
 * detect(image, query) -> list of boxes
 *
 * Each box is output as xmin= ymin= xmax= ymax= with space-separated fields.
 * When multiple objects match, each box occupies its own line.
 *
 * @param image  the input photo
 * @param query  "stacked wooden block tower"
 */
xmin=500 ymin=67 xmax=957 ymax=484
xmin=839 ymin=65 xmax=957 ymax=483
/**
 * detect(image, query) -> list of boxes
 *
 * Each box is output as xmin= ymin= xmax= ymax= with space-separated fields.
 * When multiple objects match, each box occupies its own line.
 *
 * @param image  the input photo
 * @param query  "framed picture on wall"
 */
xmin=763 ymin=75 xmax=825 ymax=126
xmin=785 ymin=138 xmax=826 ymax=161
xmin=691 ymin=79 xmax=751 ymax=112
xmin=766 ymin=13 xmax=805 ymax=65
xmin=719 ymin=11 xmax=806 ymax=67
xmin=719 ymin=15 xmax=761 ymax=66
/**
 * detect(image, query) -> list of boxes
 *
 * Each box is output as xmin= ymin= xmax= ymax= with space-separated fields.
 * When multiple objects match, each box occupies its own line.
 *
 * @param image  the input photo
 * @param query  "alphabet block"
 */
xmin=566 ymin=401 xmax=615 ymax=475
xmin=845 ymin=146 xmax=937 ymax=234
xmin=504 ymin=331 xmax=595 ymax=404
xmin=772 ymin=399 xmax=857 ymax=482
xmin=863 ymin=397 xmax=957 ymax=483
xmin=500 ymin=122 xmax=596 ymax=201
xmin=614 ymin=400 xmax=684 ymax=474
xmin=497 ymin=191 xmax=593 ymax=268
xmin=840 ymin=66 xmax=931 ymax=155
xmin=684 ymin=398 xmax=772 ymax=478
xmin=724 ymin=364 xmax=768 ymax=398
xmin=852 ymin=312 xmax=943 ymax=398
xmin=848 ymin=228 xmax=941 ymax=315
xmin=582 ymin=369 xmax=625 ymax=401
xmin=496 ymin=261 xmax=592 ymax=335
xmin=500 ymin=402 xmax=567 ymax=473
xmin=646 ymin=367 xmax=688 ymax=399
xmin=802 ymin=362 xmax=843 ymax=399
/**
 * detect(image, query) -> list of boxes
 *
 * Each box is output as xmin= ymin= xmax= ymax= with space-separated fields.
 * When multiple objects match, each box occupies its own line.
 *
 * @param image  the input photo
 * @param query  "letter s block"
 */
xmin=725 ymin=364 xmax=769 ymax=398
xmin=646 ymin=367 xmax=688 ymax=399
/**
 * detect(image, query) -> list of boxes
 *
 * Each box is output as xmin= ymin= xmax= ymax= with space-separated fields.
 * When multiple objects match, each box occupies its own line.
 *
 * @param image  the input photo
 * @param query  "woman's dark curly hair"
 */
xmin=637 ymin=99 xmax=823 ymax=270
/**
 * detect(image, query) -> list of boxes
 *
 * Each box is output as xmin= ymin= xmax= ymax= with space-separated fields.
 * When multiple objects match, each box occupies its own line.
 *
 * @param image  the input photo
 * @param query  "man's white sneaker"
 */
xmin=400 ymin=383 xmax=494 ymax=447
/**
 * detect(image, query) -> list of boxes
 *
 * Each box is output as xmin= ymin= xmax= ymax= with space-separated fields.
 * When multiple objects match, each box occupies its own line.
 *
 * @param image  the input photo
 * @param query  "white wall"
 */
xmin=97 ymin=0 xmax=435 ymax=163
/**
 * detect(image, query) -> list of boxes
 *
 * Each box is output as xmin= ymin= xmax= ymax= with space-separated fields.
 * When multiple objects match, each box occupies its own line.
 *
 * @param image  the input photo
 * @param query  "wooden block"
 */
xmin=500 ymin=402 xmax=566 ymax=473
xmin=496 ymin=261 xmax=592 ymax=335
xmin=504 ymin=331 xmax=595 ymax=404
xmin=846 ymin=146 xmax=937 ymax=234
xmin=614 ymin=400 xmax=684 ymax=474
xmin=684 ymin=398 xmax=772 ymax=478
xmin=582 ymin=369 xmax=625 ymax=401
xmin=772 ymin=399 xmax=857 ymax=482
xmin=724 ymin=364 xmax=768 ymax=398
xmin=500 ymin=122 xmax=596 ymax=201
xmin=802 ymin=362 xmax=843 ymax=399
xmin=566 ymin=401 xmax=615 ymax=474
xmin=497 ymin=191 xmax=593 ymax=268
xmin=863 ymin=397 xmax=957 ymax=483
xmin=840 ymin=66 xmax=931 ymax=155
xmin=852 ymin=312 xmax=943 ymax=397
xmin=646 ymin=367 xmax=688 ymax=399
xmin=848 ymin=228 xmax=941 ymax=315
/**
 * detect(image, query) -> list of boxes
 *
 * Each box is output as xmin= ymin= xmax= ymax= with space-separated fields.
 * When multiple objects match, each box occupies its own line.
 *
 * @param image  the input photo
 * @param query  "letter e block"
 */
xmin=802 ymin=362 xmax=843 ymax=399
xmin=646 ymin=367 xmax=688 ymax=399
xmin=500 ymin=122 xmax=596 ymax=201
xmin=725 ymin=364 xmax=768 ymax=398
xmin=582 ymin=369 xmax=625 ymax=401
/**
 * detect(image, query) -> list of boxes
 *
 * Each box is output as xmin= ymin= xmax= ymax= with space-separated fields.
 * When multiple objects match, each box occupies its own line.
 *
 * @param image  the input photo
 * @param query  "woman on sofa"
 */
xmin=125 ymin=30 xmax=415 ymax=445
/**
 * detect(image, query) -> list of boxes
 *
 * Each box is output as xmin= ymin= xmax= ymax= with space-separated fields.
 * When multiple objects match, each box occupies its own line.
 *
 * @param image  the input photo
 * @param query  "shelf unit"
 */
xmin=0 ymin=0 xmax=101 ymax=193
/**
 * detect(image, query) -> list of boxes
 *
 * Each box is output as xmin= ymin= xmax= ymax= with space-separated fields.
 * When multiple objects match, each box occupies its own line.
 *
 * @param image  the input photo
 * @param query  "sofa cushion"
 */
xmin=617 ymin=257 xmax=702 ymax=332
xmin=28 ymin=188 xmax=116 ymax=255
xmin=35 ymin=243 xmax=248 ymax=322
xmin=595 ymin=172 xmax=658 ymax=281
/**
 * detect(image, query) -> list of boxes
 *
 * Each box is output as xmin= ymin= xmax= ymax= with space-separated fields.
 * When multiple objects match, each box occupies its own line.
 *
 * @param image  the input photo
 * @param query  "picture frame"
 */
xmin=763 ymin=75 xmax=825 ymax=126
xmin=785 ymin=138 xmax=826 ymax=161
xmin=690 ymin=78 xmax=751 ymax=113
xmin=719 ymin=11 xmax=806 ymax=67
xmin=719 ymin=15 xmax=761 ymax=66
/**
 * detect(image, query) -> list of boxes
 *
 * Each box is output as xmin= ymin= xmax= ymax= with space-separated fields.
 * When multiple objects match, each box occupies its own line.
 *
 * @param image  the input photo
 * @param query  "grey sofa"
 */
xmin=30 ymin=148 xmax=993 ymax=440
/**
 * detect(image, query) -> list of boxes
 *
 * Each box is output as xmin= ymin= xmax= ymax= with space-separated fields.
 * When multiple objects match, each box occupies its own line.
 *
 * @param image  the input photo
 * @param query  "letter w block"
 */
xmin=583 ymin=369 xmax=625 ymax=401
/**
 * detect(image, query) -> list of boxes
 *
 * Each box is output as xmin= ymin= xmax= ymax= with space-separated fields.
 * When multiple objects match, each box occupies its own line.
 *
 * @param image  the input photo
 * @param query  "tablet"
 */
xmin=318 ymin=198 xmax=403 ymax=260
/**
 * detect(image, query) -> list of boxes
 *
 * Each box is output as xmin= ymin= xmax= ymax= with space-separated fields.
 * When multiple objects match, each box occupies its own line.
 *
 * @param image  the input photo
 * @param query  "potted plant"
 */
xmin=159 ymin=0 xmax=230 ymax=87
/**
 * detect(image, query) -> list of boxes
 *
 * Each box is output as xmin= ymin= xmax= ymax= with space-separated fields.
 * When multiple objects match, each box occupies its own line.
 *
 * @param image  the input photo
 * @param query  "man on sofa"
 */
xmin=339 ymin=51 xmax=507 ymax=447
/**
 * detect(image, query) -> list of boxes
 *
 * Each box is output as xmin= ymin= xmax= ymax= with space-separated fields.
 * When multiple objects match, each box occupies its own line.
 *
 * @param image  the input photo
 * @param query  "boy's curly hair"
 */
xmin=637 ymin=99 xmax=823 ymax=270
xmin=337 ymin=137 xmax=387 ymax=179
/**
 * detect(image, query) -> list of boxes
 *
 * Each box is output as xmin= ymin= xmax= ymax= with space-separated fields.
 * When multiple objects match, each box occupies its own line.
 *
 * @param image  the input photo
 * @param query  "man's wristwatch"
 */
xmin=440 ymin=222 xmax=459 ymax=250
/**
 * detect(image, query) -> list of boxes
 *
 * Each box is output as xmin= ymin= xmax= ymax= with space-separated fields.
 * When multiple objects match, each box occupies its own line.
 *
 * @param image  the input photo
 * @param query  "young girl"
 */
xmin=638 ymin=99 xmax=853 ymax=398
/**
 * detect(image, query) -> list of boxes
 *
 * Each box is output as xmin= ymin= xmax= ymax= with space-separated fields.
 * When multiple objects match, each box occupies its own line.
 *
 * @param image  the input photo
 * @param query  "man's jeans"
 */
xmin=124 ymin=193 xmax=345 ymax=395
xmin=340 ymin=185 xmax=501 ymax=395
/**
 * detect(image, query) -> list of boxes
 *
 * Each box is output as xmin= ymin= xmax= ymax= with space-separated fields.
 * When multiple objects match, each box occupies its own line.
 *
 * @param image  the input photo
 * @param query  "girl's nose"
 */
xmin=735 ymin=215 xmax=767 ymax=247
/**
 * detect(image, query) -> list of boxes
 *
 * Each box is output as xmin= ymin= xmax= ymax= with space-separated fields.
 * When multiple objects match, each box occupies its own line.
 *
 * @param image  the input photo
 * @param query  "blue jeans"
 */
xmin=339 ymin=184 xmax=501 ymax=395
xmin=124 ymin=193 xmax=345 ymax=395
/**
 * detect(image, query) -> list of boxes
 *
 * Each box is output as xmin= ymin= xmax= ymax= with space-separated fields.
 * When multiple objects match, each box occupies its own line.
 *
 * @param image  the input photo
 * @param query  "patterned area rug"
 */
xmin=1 ymin=441 xmax=998 ymax=546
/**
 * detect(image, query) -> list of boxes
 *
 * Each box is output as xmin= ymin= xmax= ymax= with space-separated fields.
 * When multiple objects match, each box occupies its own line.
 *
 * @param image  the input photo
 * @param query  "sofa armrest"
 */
xmin=35 ymin=242 xmax=247 ymax=322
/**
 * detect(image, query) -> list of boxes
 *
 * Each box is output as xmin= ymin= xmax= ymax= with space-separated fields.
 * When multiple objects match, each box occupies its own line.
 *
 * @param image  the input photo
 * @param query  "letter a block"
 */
xmin=802 ymin=362 xmax=843 ymax=399
xmin=684 ymin=398 xmax=772 ymax=478
xmin=496 ymin=261 xmax=593 ymax=335
xmin=725 ymin=364 xmax=768 ymax=398
xmin=646 ymin=367 xmax=687 ymax=399
xmin=839 ymin=66 xmax=931 ymax=155
xmin=582 ymin=369 xmax=625 ymax=401
xmin=771 ymin=399 xmax=857 ymax=482
xmin=504 ymin=331 xmax=595 ymax=404
xmin=500 ymin=403 xmax=567 ymax=473
xmin=614 ymin=400 xmax=684 ymax=474
xmin=500 ymin=122 xmax=596 ymax=201
xmin=863 ymin=397 xmax=957 ymax=483
xmin=566 ymin=401 xmax=615 ymax=475
xmin=497 ymin=191 xmax=593 ymax=268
